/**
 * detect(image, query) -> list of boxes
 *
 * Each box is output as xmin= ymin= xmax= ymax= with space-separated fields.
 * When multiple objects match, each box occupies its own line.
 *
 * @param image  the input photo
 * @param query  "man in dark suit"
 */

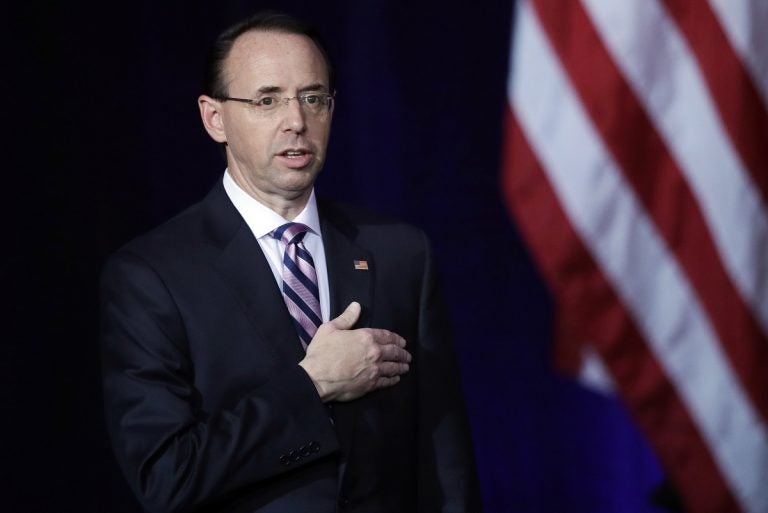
xmin=100 ymin=11 xmax=480 ymax=513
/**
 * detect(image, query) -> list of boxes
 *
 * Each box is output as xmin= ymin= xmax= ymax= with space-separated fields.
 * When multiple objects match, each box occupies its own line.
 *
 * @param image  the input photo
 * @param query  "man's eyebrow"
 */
xmin=254 ymin=84 xmax=328 ymax=95
xmin=256 ymin=86 xmax=282 ymax=94
xmin=298 ymin=83 xmax=329 ymax=93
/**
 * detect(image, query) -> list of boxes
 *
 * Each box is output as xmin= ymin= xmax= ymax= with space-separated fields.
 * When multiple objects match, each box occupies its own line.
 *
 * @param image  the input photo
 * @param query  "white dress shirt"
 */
xmin=222 ymin=171 xmax=331 ymax=323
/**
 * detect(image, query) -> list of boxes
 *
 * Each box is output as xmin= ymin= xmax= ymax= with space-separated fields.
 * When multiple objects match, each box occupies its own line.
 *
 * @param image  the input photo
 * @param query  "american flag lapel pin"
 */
xmin=353 ymin=259 xmax=369 ymax=271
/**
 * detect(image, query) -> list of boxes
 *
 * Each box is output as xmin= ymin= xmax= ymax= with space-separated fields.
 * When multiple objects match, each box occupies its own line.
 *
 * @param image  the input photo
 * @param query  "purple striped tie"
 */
xmin=271 ymin=223 xmax=322 ymax=349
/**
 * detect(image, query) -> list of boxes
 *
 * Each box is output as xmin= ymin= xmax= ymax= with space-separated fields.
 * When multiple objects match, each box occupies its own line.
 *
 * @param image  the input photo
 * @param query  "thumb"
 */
xmin=327 ymin=301 xmax=361 ymax=331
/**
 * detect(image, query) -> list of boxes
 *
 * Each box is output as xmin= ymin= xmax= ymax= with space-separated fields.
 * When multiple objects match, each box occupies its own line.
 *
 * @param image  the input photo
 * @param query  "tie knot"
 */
xmin=271 ymin=222 xmax=309 ymax=245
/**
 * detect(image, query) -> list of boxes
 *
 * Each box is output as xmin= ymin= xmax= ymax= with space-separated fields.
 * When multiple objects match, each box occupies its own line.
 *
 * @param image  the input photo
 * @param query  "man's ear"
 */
xmin=198 ymin=95 xmax=227 ymax=143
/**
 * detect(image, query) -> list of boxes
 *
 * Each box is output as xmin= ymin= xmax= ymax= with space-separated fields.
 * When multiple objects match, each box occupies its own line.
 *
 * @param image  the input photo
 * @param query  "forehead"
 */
xmin=223 ymin=30 xmax=329 ymax=91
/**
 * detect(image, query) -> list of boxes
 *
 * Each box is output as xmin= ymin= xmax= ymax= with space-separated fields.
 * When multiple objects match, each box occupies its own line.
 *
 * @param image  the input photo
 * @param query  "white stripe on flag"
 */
xmin=578 ymin=345 xmax=616 ymax=395
xmin=706 ymin=0 xmax=768 ymax=106
xmin=581 ymin=0 xmax=768 ymax=335
xmin=509 ymin=2 xmax=768 ymax=512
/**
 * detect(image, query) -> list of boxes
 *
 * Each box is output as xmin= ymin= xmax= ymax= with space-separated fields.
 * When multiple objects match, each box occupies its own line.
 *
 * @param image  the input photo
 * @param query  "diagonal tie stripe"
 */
xmin=283 ymin=248 xmax=319 ymax=298
xmin=271 ymin=223 xmax=322 ymax=348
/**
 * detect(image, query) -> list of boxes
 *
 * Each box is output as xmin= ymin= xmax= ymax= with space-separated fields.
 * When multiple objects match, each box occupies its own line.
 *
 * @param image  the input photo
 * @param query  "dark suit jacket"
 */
xmin=100 ymin=181 xmax=481 ymax=513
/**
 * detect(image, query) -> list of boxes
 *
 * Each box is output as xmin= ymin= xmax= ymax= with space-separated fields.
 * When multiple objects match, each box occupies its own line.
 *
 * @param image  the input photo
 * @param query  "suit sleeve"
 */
xmin=100 ymin=251 xmax=339 ymax=513
xmin=415 ymin=234 xmax=483 ymax=513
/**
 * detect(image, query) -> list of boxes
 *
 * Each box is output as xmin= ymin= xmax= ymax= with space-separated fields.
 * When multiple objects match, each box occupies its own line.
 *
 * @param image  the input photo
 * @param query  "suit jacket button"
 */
xmin=309 ymin=441 xmax=321 ymax=453
xmin=300 ymin=444 xmax=311 ymax=457
xmin=339 ymin=496 xmax=350 ymax=507
xmin=289 ymin=449 xmax=301 ymax=462
xmin=280 ymin=454 xmax=291 ymax=466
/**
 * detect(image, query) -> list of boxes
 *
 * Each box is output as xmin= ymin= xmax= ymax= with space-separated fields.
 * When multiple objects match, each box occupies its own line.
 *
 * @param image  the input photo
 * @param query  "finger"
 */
xmin=377 ymin=361 xmax=410 ymax=377
xmin=378 ymin=345 xmax=411 ymax=363
xmin=368 ymin=328 xmax=406 ymax=348
xmin=374 ymin=375 xmax=401 ymax=390
xmin=327 ymin=301 xmax=361 ymax=331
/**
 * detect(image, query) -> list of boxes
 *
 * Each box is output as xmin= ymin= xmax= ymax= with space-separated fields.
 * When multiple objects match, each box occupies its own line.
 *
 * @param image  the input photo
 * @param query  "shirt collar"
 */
xmin=222 ymin=170 xmax=322 ymax=239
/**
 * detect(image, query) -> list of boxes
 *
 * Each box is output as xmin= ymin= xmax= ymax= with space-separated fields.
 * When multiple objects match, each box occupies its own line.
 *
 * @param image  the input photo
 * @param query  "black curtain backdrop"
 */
xmin=5 ymin=1 xmax=667 ymax=512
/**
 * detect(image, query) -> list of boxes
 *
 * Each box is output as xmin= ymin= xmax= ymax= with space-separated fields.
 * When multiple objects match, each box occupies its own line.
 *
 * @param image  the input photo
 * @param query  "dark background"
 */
xmin=5 ymin=1 xmax=667 ymax=511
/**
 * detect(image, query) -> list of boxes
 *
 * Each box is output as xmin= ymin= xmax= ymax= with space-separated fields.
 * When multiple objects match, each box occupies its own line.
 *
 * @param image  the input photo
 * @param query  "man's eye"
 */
xmin=302 ymin=95 xmax=320 ymax=105
xmin=257 ymin=97 xmax=276 ymax=106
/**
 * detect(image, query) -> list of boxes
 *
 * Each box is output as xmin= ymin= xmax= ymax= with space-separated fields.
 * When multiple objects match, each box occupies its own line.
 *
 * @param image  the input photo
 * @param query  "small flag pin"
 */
xmin=353 ymin=259 xmax=369 ymax=270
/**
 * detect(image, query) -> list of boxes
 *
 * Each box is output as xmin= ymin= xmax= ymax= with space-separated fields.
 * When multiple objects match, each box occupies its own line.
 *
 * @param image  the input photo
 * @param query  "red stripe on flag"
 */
xmin=662 ymin=0 xmax=768 ymax=206
xmin=531 ymin=0 xmax=768 ymax=424
xmin=501 ymin=107 xmax=740 ymax=513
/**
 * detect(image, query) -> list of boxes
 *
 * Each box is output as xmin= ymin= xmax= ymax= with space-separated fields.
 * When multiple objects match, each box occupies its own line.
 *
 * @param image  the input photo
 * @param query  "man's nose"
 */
xmin=280 ymin=97 xmax=307 ymax=133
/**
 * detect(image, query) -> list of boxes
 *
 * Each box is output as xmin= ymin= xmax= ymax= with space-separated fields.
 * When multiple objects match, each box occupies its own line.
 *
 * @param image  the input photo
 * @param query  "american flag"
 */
xmin=501 ymin=1 xmax=768 ymax=512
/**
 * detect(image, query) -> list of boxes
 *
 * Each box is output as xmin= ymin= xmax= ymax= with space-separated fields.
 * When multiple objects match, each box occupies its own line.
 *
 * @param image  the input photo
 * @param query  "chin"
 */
xmin=284 ymin=168 xmax=320 ymax=185
xmin=276 ymin=177 xmax=316 ymax=196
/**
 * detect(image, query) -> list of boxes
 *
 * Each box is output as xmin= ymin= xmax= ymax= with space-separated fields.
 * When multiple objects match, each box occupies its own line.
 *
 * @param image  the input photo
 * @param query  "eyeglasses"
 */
xmin=219 ymin=93 xmax=334 ymax=117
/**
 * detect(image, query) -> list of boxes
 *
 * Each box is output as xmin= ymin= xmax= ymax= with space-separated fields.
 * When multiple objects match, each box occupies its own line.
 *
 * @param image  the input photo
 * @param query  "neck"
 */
xmin=251 ymin=189 xmax=311 ymax=221
xmin=227 ymin=170 xmax=312 ymax=220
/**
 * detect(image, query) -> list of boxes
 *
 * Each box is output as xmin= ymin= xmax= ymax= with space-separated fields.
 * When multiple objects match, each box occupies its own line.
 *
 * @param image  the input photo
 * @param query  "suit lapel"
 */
xmin=202 ymin=182 xmax=306 ymax=364
xmin=320 ymin=206 xmax=374 ymax=328
xmin=319 ymin=201 xmax=376 ymax=483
